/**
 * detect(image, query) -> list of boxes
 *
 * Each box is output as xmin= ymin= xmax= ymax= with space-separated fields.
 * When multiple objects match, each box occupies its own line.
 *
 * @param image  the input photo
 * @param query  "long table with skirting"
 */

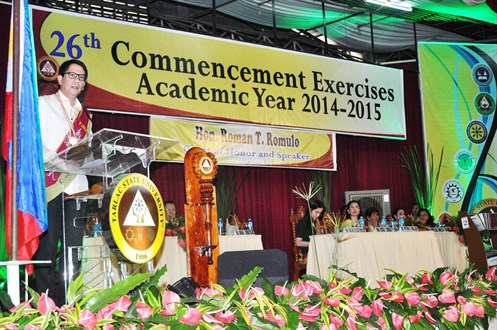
xmin=80 ymin=235 xmax=264 ymax=289
xmin=306 ymin=231 xmax=468 ymax=285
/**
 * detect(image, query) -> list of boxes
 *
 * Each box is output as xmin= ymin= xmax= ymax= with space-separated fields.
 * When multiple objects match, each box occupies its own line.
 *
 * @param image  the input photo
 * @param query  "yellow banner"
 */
xmin=150 ymin=117 xmax=336 ymax=170
xmin=33 ymin=7 xmax=406 ymax=139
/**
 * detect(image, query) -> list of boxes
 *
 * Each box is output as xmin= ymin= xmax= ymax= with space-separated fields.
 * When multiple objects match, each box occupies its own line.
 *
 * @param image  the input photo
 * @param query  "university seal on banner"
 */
xmin=470 ymin=198 xmax=497 ymax=214
xmin=37 ymin=56 xmax=59 ymax=81
xmin=107 ymin=173 xmax=165 ymax=263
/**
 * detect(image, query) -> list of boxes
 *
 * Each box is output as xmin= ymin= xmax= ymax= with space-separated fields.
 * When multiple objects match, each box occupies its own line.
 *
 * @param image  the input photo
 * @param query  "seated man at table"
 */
xmin=296 ymin=200 xmax=325 ymax=254
xmin=165 ymin=201 xmax=177 ymax=223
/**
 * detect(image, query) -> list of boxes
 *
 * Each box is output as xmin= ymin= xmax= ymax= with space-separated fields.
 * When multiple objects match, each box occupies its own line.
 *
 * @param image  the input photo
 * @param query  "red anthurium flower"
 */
xmin=372 ymin=299 xmax=385 ymax=317
xmin=38 ymin=292 xmax=59 ymax=315
xmin=486 ymin=267 xmax=497 ymax=280
xmin=457 ymin=296 xmax=467 ymax=305
xmin=405 ymin=292 xmax=420 ymax=305
xmin=468 ymin=284 xmax=483 ymax=296
xmin=136 ymin=302 xmax=152 ymax=320
xmin=216 ymin=310 xmax=236 ymax=323
xmin=161 ymin=290 xmax=180 ymax=316
xmin=390 ymin=291 xmax=405 ymax=303
xmin=421 ymin=273 xmax=433 ymax=285
xmin=438 ymin=289 xmax=456 ymax=304
xmin=408 ymin=311 xmax=422 ymax=323
xmin=488 ymin=296 xmax=497 ymax=308
xmin=339 ymin=286 xmax=352 ymax=295
xmin=422 ymin=294 xmax=438 ymax=309
xmin=392 ymin=312 xmax=405 ymax=330
xmin=178 ymin=226 xmax=185 ymax=233
xmin=378 ymin=292 xmax=391 ymax=299
xmin=462 ymin=301 xmax=484 ymax=317
xmin=443 ymin=306 xmax=460 ymax=323
xmin=458 ymin=236 xmax=465 ymax=243
xmin=179 ymin=307 xmax=202 ymax=325
xmin=376 ymin=280 xmax=392 ymax=290
xmin=351 ymin=287 xmax=364 ymax=301
xmin=275 ymin=285 xmax=289 ymax=297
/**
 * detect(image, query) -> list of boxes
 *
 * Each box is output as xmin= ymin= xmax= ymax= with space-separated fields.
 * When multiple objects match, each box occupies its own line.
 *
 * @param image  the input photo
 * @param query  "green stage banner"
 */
xmin=150 ymin=117 xmax=336 ymax=170
xmin=32 ymin=6 xmax=406 ymax=139
xmin=419 ymin=42 xmax=497 ymax=218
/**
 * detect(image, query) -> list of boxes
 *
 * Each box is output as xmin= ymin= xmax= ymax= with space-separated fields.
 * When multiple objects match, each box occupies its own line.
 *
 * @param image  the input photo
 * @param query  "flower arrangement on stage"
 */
xmin=165 ymin=215 xmax=186 ymax=251
xmin=2 ymin=265 xmax=497 ymax=329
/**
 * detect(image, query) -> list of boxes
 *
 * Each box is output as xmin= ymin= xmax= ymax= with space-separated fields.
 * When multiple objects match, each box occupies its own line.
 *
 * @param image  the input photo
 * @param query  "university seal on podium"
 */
xmin=107 ymin=173 xmax=165 ymax=263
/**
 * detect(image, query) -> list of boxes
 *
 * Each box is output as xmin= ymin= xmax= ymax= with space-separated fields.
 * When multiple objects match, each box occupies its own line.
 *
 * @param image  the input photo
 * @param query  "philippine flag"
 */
xmin=2 ymin=0 xmax=48 ymax=272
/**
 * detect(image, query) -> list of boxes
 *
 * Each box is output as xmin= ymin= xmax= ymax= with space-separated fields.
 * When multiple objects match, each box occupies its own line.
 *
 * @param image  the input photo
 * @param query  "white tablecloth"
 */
xmin=154 ymin=235 xmax=264 ymax=287
xmin=81 ymin=235 xmax=264 ymax=288
xmin=306 ymin=231 xmax=467 ymax=284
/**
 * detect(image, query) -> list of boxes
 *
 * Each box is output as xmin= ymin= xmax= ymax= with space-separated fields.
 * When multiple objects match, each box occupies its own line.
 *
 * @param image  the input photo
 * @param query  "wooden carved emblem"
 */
xmin=184 ymin=147 xmax=219 ymax=286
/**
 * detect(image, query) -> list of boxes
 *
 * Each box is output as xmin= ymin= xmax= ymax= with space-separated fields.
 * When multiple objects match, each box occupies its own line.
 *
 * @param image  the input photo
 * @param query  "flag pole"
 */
xmin=11 ymin=0 xmax=20 ymax=262
xmin=6 ymin=0 xmax=21 ymax=305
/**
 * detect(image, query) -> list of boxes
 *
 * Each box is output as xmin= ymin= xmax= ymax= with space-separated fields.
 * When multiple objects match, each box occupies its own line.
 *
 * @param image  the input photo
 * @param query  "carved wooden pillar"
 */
xmin=184 ymin=147 xmax=219 ymax=286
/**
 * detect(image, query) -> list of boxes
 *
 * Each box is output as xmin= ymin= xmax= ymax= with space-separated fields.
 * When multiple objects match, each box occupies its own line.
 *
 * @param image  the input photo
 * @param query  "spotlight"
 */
xmin=365 ymin=0 xmax=413 ymax=12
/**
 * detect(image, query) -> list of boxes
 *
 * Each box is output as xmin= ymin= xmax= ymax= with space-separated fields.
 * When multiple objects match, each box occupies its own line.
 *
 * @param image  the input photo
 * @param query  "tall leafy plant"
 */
xmin=398 ymin=144 xmax=444 ymax=214
xmin=215 ymin=166 xmax=251 ymax=220
xmin=309 ymin=170 xmax=333 ymax=211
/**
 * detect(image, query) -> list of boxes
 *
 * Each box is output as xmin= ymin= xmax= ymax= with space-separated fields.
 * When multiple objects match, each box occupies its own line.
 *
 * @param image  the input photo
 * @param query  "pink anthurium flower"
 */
xmin=323 ymin=297 xmax=340 ymax=307
xmin=392 ymin=312 xmax=405 ymax=330
xmin=486 ymin=266 xmax=497 ymax=280
xmin=102 ymin=324 xmax=115 ymax=330
xmin=275 ymin=285 xmax=289 ymax=296
xmin=25 ymin=326 xmax=42 ymax=330
xmin=136 ymin=302 xmax=152 ymax=320
xmin=351 ymin=287 xmax=364 ymax=301
xmin=372 ymin=299 xmax=385 ymax=316
xmin=376 ymin=280 xmax=392 ymax=290
xmin=299 ymin=305 xmax=321 ymax=322
xmin=97 ymin=304 xmax=116 ymax=320
xmin=488 ymin=296 xmax=497 ymax=308
xmin=405 ymin=292 xmax=420 ymax=305
xmin=203 ymin=313 xmax=222 ymax=324
xmin=443 ymin=306 xmax=460 ymax=323
xmin=266 ymin=313 xmax=286 ymax=326
xmin=346 ymin=315 xmax=358 ymax=330
xmin=179 ymin=307 xmax=202 ymax=325
xmin=109 ymin=295 xmax=131 ymax=312
xmin=196 ymin=287 xmax=223 ymax=299
xmin=37 ymin=292 xmax=60 ymax=315
xmin=409 ymin=311 xmax=422 ymax=323
xmin=78 ymin=310 xmax=97 ymax=330
xmin=161 ymin=290 xmax=180 ymax=316
xmin=329 ymin=315 xmax=344 ymax=327
xmin=438 ymin=288 xmax=456 ymax=304
xmin=216 ymin=310 xmax=236 ymax=323
xmin=390 ymin=292 xmax=405 ymax=303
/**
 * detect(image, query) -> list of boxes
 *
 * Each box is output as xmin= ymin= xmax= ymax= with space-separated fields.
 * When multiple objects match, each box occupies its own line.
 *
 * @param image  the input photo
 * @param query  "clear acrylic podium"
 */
xmin=44 ymin=128 xmax=178 ymax=296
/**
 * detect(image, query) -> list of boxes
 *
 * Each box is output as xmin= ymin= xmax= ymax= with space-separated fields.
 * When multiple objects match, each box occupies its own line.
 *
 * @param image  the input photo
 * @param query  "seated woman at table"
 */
xmin=416 ymin=208 xmax=435 ymax=228
xmin=365 ymin=207 xmax=380 ymax=229
xmin=391 ymin=207 xmax=406 ymax=225
xmin=345 ymin=200 xmax=361 ymax=226
xmin=296 ymin=199 xmax=325 ymax=254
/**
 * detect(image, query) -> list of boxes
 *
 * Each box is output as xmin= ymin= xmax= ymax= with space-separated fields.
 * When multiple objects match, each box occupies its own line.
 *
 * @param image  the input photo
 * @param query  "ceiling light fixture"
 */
xmin=365 ymin=0 xmax=413 ymax=12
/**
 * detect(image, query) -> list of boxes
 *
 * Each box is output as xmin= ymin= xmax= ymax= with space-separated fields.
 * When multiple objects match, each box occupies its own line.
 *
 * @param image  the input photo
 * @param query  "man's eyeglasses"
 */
xmin=63 ymin=72 xmax=86 ymax=81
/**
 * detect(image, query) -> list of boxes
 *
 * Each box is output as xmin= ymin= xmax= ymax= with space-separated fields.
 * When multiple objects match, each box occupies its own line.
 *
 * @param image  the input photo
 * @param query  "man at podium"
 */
xmin=34 ymin=59 xmax=92 ymax=304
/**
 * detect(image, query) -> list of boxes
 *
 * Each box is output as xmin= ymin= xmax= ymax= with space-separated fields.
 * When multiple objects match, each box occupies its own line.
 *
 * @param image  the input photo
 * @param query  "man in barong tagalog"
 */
xmin=34 ymin=59 xmax=92 ymax=304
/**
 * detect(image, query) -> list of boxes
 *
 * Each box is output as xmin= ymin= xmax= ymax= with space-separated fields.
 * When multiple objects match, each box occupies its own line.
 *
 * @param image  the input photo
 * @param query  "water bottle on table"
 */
xmin=247 ymin=218 xmax=253 ymax=233
xmin=218 ymin=217 xmax=224 ymax=235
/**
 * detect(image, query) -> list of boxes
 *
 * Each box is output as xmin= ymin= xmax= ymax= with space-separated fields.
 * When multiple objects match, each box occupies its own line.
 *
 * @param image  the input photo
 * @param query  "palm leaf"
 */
xmin=84 ymin=272 xmax=153 ymax=312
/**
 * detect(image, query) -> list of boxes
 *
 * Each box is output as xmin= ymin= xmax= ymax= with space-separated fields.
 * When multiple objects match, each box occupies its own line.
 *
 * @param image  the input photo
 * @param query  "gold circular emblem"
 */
xmin=199 ymin=155 xmax=214 ymax=175
xmin=108 ymin=173 xmax=165 ymax=263
xmin=470 ymin=198 xmax=497 ymax=214
xmin=37 ymin=56 xmax=59 ymax=81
